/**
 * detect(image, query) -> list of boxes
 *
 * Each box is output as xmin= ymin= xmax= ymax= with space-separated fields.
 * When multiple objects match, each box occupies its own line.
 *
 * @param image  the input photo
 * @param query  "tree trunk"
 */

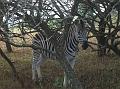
xmin=4 ymin=24 xmax=13 ymax=52
xmin=0 ymin=48 xmax=24 ymax=87
xmin=97 ymin=18 xmax=106 ymax=56
xmin=5 ymin=42 xmax=13 ymax=52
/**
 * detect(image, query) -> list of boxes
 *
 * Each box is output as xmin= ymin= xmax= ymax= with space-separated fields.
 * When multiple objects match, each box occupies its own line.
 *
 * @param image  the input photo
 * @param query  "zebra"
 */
xmin=32 ymin=18 xmax=89 ymax=87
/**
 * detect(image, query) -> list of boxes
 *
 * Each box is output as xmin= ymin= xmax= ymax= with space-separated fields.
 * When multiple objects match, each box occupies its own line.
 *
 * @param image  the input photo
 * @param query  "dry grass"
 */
xmin=0 ymin=47 xmax=120 ymax=89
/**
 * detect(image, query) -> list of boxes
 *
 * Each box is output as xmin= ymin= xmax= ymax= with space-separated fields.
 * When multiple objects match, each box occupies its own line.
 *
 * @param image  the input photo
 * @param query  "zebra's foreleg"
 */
xmin=63 ymin=59 xmax=75 ymax=88
xmin=70 ymin=59 xmax=75 ymax=69
xmin=63 ymin=72 xmax=68 ymax=88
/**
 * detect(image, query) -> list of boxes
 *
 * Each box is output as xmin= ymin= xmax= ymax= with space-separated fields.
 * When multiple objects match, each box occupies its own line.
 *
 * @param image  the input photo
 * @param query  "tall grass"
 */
xmin=0 ymin=48 xmax=120 ymax=89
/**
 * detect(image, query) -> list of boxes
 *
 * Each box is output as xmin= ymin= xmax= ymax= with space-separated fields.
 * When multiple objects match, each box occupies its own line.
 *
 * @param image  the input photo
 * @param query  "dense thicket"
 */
xmin=0 ymin=0 xmax=119 ymax=55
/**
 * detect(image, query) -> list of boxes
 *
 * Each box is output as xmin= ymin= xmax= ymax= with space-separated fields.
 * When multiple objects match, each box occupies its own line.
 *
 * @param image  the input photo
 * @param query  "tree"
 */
xmin=78 ymin=0 xmax=120 ymax=56
xmin=0 ymin=0 xmax=12 ymax=52
xmin=0 ymin=0 xmax=83 ymax=89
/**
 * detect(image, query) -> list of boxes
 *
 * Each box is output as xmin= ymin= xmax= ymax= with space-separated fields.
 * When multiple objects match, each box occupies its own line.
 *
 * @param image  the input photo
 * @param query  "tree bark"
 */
xmin=97 ymin=18 xmax=106 ymax=56
xmin=4 ymin=24 xmax=13 ymax=52
xmin=71 ymin=0 xmax=80 ymax=16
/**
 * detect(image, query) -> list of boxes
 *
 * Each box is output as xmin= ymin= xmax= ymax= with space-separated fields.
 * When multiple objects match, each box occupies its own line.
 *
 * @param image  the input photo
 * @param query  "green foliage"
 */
xmin=47 ymin=19 xmax=62 ymax=29
xmin=53 ymin=76 xmax=63 ymax=88
xmin=78 ymin=3 xmax=95 ymax=18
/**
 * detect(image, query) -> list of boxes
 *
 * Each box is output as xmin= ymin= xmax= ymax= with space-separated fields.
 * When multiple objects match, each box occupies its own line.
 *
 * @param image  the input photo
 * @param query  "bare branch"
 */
xmin=51 ymin=0 xmax=64 ymax=18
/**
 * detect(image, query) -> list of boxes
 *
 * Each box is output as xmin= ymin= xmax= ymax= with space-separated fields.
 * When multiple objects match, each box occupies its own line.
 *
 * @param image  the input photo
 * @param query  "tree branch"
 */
xmin=51 ymin=0 xmax=64 ymax=18
xmin=0 ymin=48 xmax=24 ymax=87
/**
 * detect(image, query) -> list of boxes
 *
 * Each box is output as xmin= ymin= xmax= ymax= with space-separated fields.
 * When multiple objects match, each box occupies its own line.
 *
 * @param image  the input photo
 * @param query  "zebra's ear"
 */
xmin=72 ymin=16 xmax=79 ymax=24
xmin=72 ymin=16 xmax=78 ymax=22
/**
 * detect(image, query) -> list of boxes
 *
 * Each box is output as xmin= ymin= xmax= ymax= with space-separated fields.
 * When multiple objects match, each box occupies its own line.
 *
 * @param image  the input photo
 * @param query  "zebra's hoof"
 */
xmin=34 ymin=78 xmax=43 ymax=87
xmin=36 ymin=77 xmax=43 ymax=83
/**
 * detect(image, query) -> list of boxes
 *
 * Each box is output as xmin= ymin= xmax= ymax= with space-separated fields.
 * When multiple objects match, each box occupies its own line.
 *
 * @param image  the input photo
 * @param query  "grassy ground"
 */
xmin=0 ymin=47 xmax=120 ymax=89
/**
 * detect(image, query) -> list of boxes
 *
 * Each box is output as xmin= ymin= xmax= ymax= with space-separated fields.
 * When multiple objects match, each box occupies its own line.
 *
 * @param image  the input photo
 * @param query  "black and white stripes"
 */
xmin=32 ymin=19 xmax=89 ymax=87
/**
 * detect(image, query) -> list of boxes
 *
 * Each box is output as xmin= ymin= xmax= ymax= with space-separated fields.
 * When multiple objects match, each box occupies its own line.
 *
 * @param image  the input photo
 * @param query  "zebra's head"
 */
xmin=73 ymin=18 xmax=89 ymax=50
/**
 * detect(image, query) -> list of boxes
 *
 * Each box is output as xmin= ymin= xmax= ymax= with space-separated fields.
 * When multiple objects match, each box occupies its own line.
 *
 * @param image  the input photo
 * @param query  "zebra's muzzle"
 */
xmin=82 ymin=41 xmax=88 ymax=50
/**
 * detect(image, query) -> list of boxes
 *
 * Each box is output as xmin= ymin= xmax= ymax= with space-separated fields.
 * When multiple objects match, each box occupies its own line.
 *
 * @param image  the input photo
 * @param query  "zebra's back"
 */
xmin=32 ymin=32 xmax=56 ymax=60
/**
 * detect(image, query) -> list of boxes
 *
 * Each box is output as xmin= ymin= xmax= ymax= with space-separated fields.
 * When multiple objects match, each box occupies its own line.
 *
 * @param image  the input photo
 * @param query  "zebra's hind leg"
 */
xmin=35 ymin=64 xmax=43 ymax=87
xmin=32 ymin=53 xmax=43 ymax=81
xmin=36 ymin=54 xmax=44 ymax=81
xmin=35 ymin=54 xmax=46 ymax=88
xmin=36 ymin=64 xmax=42 ymax=81
xmin=32 ymin=62 xmax=37 ymax=81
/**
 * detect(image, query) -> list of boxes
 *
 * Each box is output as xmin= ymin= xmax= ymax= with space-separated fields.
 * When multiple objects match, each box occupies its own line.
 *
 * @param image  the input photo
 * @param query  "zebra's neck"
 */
xmin=64 ymin=25 xmax=79 ymax=57
xmin=65 ymin=35 xmax=79 ymax=51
